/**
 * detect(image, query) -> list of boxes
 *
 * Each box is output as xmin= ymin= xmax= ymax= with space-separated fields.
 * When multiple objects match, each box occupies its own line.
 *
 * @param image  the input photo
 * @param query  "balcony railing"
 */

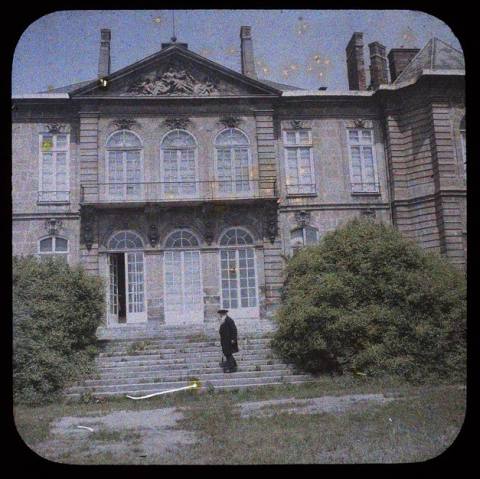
xmin=80 ymin=179 xmax=277 ymax=205
xmin=351 ymin=182 xmax=381 ymax=194
xmin=38 ymin=191 xmax=70 ymax=203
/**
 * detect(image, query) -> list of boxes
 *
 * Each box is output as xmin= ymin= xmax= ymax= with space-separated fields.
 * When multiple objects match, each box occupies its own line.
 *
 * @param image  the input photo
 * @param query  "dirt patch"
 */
xmin=34 ymin=407 xmax=197 ymax=464
xmin=238 ymin=393 xmax=396 ymax=418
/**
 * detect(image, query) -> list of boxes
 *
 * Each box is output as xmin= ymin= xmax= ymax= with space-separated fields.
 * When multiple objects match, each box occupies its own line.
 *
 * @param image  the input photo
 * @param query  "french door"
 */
xmin=108 ymin=150 xmax=142 ymax=199
xmin=220 ymin=247 xmax=258 ymax=317
xmin=108 ymin=252 xmax=146 ymax=323
xmin=164 ymin=250 xmax=203 ymax=324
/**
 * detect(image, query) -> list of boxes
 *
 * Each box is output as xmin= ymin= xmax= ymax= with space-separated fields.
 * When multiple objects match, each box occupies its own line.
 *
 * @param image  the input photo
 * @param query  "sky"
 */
xmin=12 ymin=10 xmax=462 ymax=94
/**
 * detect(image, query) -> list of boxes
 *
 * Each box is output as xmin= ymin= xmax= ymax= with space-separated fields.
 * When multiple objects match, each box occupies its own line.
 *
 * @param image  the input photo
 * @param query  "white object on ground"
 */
xmin=126 ymin=383 xmax=198 ymax=400
xmin=76 ymin=426 xmax=94 ymax=432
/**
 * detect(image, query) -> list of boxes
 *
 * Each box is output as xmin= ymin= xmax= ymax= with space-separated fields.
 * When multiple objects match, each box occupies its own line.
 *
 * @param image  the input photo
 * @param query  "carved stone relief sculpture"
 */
xmin=126 ymin=67 xmax=218 ymax=96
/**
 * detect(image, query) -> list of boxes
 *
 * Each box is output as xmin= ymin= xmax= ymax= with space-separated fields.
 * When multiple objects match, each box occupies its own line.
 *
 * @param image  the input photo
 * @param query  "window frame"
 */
xmin=282 ymin=129 xmax=316 ymax=196
xmin=214 ymin=128 xmax=252 ymax=195
xmin=346 ymin=127 xmax=380 ymax=194
xmin=160 ymin=129 xmax=199 ymax=198
xmin=37 ymin=235 xmax=69 ymax=259
xmin=105 ymin=130 xmax=144 ymax=200
xmin=290 ymin=226 xmax=319 ymax=254
xmin=38 ymin=132 xmax=70 ymax=204
xmin=218 ymin=227 xmax=258 ymax=311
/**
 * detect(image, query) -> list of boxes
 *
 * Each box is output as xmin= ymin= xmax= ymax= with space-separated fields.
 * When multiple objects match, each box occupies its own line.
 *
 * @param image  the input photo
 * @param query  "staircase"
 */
xmin=64 ymin=329 xmax=314 ymax=399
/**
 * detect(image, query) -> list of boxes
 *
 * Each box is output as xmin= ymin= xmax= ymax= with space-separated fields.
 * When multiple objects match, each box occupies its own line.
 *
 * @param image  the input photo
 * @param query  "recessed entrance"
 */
xmin=107 ymin=231 xmax=147 ymax=324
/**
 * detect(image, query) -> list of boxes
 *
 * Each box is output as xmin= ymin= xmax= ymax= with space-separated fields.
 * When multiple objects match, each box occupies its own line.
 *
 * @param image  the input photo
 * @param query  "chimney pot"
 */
xmin=98 ymin=28 xmax=111 ymax=78
xmin=240 ymin=26 xmax=257 ymax=79
xmin=346 ymin=32 xmax=367 ymax=91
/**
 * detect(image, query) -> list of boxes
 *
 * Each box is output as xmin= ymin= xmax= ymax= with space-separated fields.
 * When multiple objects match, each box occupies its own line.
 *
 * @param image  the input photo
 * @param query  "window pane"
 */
xmin=41 ymin=135 xmax=53 ymax=151
xmin=285 ymin=131 xmax=296 ymax=145
xmin=298 ymin=130 xmax=310 ymax=143
xmin=55 ymin=238 xmax=68 ymax=252
xmin=305 ymin=227 xmax=318 ymax=245
xmin=56 ymin=135 xmax=68 ymax=149
xmin=348 ymin=130 xmax=359 ymax=143
xmin=40 ymin=237 xmax=53 ymax=252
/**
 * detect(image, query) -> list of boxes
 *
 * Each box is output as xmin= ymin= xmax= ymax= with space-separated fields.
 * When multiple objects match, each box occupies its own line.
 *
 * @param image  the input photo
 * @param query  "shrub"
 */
xmin=272 ymin=218 xmax=466 ymax=381
xmin=13 ymin=256 xmax=104 ymax=404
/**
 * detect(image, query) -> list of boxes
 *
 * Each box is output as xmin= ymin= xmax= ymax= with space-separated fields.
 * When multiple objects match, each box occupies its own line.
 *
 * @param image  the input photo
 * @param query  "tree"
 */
xmin=272 ymin=219 xmax=466 ymax=381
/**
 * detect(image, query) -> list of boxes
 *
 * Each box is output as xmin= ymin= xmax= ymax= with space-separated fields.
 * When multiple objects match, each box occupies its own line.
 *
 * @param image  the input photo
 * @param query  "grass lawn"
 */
xmin=13 ymin=376 xmax=466 ymax=464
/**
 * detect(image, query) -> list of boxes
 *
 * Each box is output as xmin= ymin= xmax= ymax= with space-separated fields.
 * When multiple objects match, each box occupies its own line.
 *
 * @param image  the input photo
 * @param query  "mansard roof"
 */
xmin=66 ymin=43 xmax=282 ymax=98
xmin=393 ymin=37 xmax=465 ymax=85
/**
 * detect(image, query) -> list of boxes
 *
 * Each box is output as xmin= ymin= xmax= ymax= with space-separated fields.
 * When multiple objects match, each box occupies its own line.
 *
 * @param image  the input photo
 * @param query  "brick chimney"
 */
xmin=346 ymin=32 xmax=367 ymax=91
xmin=240 ymin=26 xmax=257 ymax=79
xmin=98 ymin=29 xmax=111 ymax=78
xmin=368 ymin=41 xmax=389 ymax=89
xmin=388 ymin=48 xmax=420 ymax=82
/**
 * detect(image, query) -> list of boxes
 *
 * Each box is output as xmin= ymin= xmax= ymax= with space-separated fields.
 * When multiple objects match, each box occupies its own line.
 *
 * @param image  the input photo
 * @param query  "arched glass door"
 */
xmin=163 ymin=230 xmax=203 ymax=325
xmin=219 ymin=228 xmax=258 ymax=318
xmin=107 ymin=231 xmax=146 ymax=324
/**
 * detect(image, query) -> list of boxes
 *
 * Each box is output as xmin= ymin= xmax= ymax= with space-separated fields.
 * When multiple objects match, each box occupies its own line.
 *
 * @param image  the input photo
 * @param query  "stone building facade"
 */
xmin=12 ymin=28 xmax=466 ymax=337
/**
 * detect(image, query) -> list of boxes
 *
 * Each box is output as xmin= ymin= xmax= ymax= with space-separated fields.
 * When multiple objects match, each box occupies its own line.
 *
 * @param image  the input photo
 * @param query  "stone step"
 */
xmin=102 ymin=339 xmax=272 ymax=353
xmin=96 ymin=358 xmax=288 ymax=374
xmin=82 ymin=368 xmax=297 ymax=387
xmin=98 ymin=343 xmax=272 ymax=357
xmin=96 ymin=362 xmax=291 ymax=378
xmin=97 ymin=327 xmax=276 ymax=341
xmin=96 ymin=351 xmax=277 ymax=365
xmin=66 ymin=373 xmax=312 ymax=395
xmin=66 ymin=378 xmax=315 ymax=399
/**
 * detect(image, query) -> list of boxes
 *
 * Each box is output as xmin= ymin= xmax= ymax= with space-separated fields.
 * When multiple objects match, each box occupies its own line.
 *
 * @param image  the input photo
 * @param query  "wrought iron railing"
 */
xmin=38 ymin=191 xmax=70 ymax=203
xmin=350 ymin=182 xmax=380 ymax=194
xmin=80 ymin=179 xmax=277 ymax=204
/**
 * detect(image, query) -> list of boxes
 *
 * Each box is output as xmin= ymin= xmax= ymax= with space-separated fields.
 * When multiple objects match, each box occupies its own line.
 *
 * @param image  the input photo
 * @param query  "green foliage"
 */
xmin=13 ymin=256 xmax=104 ymax=404
xmin=272 ymin=219 xmax=466 ymax=381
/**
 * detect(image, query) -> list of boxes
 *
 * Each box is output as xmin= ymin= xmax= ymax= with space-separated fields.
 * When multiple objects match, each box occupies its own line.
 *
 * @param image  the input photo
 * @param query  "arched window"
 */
xmin=215 ymin=129 xmax=251 ymax=193
xmin=219 ymin=227 xmax=254 ymax=246
xmin=106 ymin=130 xmax=143 ymax=199
xmin=219 ymin=228 xmax=257 ymax=310
xmin=164 ymin=230 xmax=200 ymax=248
xmin=108 ymin=231 xmax=144 ymax=250
xmin=38 ymin=236 xmax=68 ymax=260
xmin=290 ymin=226 xmax=319 ymax=254
xmin=161 ymin=130 xmax=197 ymax=197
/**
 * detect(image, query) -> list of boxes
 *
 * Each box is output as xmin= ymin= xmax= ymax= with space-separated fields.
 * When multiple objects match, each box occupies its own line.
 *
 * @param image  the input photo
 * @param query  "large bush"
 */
xmin=272 ymin=219 xmax=466 ymax=381
xmin=13 ymin=256 xmax=104 ymax=404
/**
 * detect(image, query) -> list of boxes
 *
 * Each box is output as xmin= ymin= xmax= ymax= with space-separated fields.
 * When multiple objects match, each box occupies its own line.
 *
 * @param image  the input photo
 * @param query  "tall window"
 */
xmin=460 ymin=116 xmax=466 ymax=178
xmin=161 ymin=130 xmax=197 ymax=197
xmin=347 ymin=129 xmax=379 ymax=193
xmin=106 ymin=130 xmax=143 ymax=199
xmin=38 ymin=236 xmax=68 ymax=260
xmin=215 ymin=129 xmax=251 ymax=193
xmin=219 ymin=228 xmax=257 ymax=310
xmin=290 ymin=226 xmax=319 ymax=254
xmin=39 ymin=132 xmax=69 ymax=202
xmin=283 ymin=130 xmax=315 ymax=195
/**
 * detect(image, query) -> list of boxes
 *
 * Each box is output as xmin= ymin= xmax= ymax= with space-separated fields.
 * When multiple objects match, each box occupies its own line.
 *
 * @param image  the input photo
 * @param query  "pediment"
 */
xmin=72 ymin=46 xmax=280 ymax=98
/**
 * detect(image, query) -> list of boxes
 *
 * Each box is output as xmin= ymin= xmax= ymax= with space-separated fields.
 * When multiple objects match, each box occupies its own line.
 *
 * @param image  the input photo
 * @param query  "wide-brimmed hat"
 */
xmin=217 ymin=309 xmax=229 ymax=314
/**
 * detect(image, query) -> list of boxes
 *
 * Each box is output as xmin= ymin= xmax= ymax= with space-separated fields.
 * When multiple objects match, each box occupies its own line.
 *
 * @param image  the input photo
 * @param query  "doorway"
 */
xmin=108 ymin=251 xmax=146 ymax=324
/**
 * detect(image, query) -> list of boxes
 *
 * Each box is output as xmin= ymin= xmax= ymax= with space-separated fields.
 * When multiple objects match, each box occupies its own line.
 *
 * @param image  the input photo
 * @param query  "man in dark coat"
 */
xmin=218 ymin=309 xmax=238 ymax=373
